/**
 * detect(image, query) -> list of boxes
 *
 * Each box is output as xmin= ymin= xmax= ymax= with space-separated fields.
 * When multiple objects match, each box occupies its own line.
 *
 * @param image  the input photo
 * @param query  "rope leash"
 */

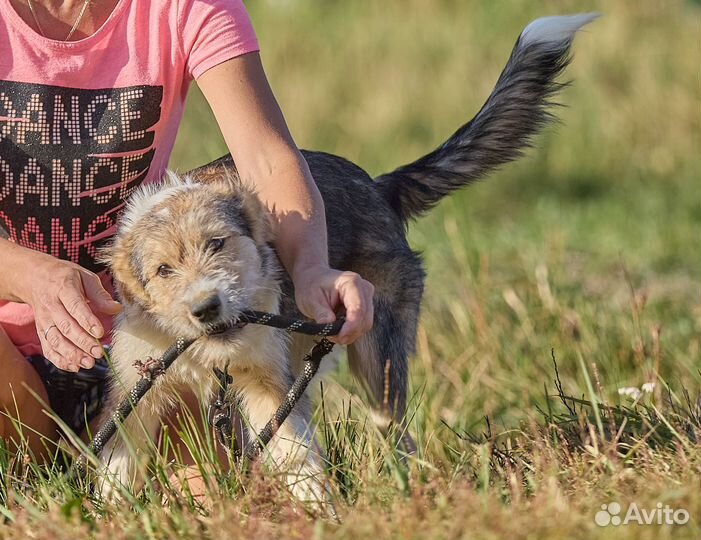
xmin=72 ymin=310 xmax=342 ymax=478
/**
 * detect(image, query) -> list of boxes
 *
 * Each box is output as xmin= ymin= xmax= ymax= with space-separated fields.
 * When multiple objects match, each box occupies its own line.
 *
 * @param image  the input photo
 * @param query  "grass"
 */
xmin=1 ymin=0 xmax=699 ymax=538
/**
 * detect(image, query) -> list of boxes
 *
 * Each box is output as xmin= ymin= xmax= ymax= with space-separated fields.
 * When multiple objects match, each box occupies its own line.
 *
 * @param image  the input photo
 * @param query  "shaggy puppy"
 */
xmin=98 ymin=175 xmax=329 ymax=502
xmin=97 ymin=14 xmax=597 ymax=504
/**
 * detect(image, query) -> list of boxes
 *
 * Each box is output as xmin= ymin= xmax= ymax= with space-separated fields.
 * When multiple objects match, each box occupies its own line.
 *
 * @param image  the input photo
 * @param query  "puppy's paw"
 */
xmin=94 ymin=448 xmax=141 ymax=502
xmin=283 ymin=458 xmax=337 ymax=518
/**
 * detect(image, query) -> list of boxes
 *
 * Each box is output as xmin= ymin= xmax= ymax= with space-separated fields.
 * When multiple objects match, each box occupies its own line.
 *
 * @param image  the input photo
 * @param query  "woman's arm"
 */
xmin=197 ymin=53 xmax=373 ymax=345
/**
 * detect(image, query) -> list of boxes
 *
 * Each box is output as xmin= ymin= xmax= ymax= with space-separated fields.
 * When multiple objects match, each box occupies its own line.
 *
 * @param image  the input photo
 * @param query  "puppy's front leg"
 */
xmin=96 ymin=395 xmax=161 ymax=499
xmin=95 ymin=328 xmax=168 ymax=499
xmin=235 ymin=369 xmax=328 ymax=506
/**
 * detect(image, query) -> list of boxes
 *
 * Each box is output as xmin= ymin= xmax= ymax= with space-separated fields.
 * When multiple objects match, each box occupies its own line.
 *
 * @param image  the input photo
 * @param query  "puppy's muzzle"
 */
xmin=191 ymin=294 xmax=222 ymax=324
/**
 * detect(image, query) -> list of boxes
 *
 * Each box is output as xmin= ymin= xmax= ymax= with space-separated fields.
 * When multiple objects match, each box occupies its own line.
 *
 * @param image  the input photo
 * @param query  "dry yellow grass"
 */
xmin=1 ymin=1 xmax=699 ymax=538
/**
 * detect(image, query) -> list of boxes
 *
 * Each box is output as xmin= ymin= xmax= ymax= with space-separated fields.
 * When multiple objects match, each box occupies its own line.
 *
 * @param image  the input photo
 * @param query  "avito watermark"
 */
xmin=595 ymin=502 xmax=689 ymax=527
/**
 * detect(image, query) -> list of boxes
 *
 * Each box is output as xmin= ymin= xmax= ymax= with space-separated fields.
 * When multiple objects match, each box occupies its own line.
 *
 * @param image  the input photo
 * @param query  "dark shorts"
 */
xmin=27 ymin=355 xmax=110 ymax=435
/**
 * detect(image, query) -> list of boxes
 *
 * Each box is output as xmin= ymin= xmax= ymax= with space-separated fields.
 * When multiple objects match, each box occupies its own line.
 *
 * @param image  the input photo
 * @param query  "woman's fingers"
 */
xmin=333 ymin=272 xmax=374 ymax=345
xmin=38 ymin=319 xmax=92 ymax=372
xmin=57 ymin=272 xmax=105 ymax=339
xmin=296 ymin=268 xmax=376 ymax=345
xmin=81 ymin=271 xmax=122 ymax=317
xmin=52 ymin=301 xmax=103 ymax=358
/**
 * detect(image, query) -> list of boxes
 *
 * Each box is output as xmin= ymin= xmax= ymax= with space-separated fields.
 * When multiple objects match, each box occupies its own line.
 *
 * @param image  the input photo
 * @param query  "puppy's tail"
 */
xmin=375 ymin=13 xmax=599 ymax=222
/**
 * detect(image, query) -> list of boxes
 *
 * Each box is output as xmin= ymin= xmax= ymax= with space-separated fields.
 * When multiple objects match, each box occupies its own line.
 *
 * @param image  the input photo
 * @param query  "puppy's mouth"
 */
xmin=205 ymin=319 xmax=248 ymax=337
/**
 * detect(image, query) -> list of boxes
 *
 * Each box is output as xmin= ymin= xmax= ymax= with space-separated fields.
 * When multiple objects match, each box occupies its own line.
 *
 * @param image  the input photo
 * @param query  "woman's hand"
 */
xmin=293 ymin=264 xmax=374 ymax=345
xmin=10 ymin=247 xmax=122 ymax=372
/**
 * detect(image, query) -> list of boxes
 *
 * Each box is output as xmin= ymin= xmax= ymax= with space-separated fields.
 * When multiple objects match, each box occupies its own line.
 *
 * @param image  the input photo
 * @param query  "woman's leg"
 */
xmin=0 ymin=326 xmax=57 ymax=459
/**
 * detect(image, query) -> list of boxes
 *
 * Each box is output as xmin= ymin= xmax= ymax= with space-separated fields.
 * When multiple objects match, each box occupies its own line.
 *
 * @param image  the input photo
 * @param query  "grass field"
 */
xmin=1 ymin=0 xmax=699 ymax=538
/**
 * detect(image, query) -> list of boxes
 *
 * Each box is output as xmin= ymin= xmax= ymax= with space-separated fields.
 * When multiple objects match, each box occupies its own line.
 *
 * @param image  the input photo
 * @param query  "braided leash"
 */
xmin=72 ymin=310 xmax=342 ymax=478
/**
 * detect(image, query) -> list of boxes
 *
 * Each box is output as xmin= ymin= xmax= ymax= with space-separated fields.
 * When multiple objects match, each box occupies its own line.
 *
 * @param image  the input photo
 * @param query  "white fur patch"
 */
xmin=371 ymin=409 xmax=393 ymax=432
xmin=118 ymin=171 xmax=198 ymax=235
xmin=521 ymin=13 xmax=600 ymax=45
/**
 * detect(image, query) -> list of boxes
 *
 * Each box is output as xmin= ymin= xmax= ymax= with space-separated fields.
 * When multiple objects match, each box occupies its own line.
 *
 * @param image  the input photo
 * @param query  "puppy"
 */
xmin=97 ymin=174 xmax=331 ymax=504
xmin=97 ymin=14 xmax=597 ymax=504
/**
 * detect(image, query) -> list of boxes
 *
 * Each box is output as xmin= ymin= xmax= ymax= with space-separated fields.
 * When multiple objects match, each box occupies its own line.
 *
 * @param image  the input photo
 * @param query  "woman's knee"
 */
xmin=0 ymin=331 xmax=47 ymax=412
xmin=0 ymin=326 xmax=55 ymax=454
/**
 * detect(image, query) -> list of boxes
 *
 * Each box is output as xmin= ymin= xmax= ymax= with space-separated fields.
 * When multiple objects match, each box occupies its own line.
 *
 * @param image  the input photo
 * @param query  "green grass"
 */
xmin=1 ymin=0 xmax=700 ymax=538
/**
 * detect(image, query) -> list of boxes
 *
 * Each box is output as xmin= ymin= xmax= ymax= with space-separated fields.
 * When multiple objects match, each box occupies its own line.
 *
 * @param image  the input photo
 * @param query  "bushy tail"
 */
xmin=375 ymin=13 xmax=599 ymax=222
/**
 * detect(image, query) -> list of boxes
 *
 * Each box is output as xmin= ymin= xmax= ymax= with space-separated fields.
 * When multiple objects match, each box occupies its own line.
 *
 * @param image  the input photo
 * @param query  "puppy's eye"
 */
xmin=207 ymin=237 xmax=226 ymax=253
xmin=157 ymin=264 xmax=173 ymax=278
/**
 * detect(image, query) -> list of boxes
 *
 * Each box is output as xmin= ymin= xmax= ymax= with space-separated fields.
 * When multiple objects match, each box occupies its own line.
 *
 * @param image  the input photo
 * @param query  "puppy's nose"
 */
xmin=191 ymin=295 xmax=222 ymax=323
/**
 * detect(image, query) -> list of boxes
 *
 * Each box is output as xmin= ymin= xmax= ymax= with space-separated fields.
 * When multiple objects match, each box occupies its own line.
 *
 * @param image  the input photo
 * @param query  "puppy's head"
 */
xmin=103 ymin=171 xmax=279 ymax=341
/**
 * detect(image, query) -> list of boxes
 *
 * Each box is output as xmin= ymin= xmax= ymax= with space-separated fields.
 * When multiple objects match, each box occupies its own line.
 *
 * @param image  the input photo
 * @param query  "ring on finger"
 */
xmin=43 ymin=324 xmax=58 ymax=340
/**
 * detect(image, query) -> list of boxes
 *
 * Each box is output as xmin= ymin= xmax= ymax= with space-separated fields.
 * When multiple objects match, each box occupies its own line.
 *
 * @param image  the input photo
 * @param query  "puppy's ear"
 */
xmin=237 ymin=190 xmax=274 ymax=246
xmin=96 ymin=240 xmax=131 ymax=301
xmin=203 ymin=167 xmax=274 ymax=245
xmin=104 ymin=235 xmax=150 ymax=308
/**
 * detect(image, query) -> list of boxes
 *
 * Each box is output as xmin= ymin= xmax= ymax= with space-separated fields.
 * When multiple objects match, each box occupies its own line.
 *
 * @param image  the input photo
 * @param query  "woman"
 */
xmin=0 ymin=0 xmax=374 ymax=460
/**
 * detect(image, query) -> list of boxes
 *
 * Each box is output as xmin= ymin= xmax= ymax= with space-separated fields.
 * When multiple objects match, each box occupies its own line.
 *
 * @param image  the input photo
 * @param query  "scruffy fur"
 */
xmin=97 ymin=14 xmax=597 ymax=506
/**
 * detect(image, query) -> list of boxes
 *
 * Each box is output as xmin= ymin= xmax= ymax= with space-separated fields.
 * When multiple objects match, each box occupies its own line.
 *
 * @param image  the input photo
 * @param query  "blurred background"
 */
xmin=171 ymin=0 xmax=699 ymax=437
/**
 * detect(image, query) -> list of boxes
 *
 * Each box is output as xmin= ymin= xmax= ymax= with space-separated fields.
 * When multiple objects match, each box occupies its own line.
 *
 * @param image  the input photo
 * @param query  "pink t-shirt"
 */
xmin=0 ymin=0 xmax=259 ymax=356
